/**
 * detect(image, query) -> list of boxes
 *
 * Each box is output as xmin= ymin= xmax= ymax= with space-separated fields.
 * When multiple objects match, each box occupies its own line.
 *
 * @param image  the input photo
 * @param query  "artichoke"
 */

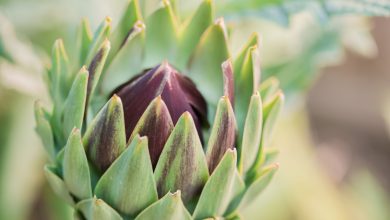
xmin=34 ymin=0 xmax=284 ymax=219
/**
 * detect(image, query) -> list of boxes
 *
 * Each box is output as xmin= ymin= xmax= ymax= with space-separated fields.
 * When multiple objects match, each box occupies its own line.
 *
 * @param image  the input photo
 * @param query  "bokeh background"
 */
xmin=1 ymin=0 xmax=390 ymax=219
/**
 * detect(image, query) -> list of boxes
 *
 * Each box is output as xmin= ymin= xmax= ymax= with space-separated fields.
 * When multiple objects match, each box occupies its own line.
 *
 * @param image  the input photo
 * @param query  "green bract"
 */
xmin=35 ymin=0 xmax=284 ymax=219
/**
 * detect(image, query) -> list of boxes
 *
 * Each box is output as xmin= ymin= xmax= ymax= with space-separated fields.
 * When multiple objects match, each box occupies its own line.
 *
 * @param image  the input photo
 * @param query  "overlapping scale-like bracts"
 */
xmin=35 ymin=0 xmax=284 ymax=219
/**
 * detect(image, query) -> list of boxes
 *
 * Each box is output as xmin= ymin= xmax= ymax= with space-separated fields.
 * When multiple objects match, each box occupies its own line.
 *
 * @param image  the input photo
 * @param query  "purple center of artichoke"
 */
xmin=112 ymin=62 xmax=208 ymax=165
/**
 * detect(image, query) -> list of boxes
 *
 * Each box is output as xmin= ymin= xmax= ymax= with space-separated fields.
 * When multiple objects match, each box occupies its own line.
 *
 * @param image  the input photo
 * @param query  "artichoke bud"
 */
xmin=114 ymin=61 xmax=208 ymax=148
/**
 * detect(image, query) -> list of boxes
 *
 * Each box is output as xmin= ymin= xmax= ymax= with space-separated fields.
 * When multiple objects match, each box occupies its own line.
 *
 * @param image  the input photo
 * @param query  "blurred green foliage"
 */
xmin=219 ymin=0 xmax=390 ymax=25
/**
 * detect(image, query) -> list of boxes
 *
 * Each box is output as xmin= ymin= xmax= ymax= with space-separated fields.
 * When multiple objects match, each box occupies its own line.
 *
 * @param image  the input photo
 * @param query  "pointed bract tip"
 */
xmin=111 ymin=94 xmax=122 ymax=103
xmin=274 ymin=90 xmax=285 ymax=103
xmin=34 ymin=100 xmax=43 ymax=108
xmin=215 ymin=17 xmax=225 ymax=26
xmin=132 ymin=133 xmax=141 ymax=140
xmin=221 ymin=59 xmax=232 ymax=70
xmin=105 ymin=16 xmax=112 ymax=24
xmin=182 ymin=111 xmax=193 ymax=121
xmin=170 ymin=190 xmax=181 ymax=198
xmin=161 ymin=60 xmax=170 ymax=68
xmin=134 ymin=20 xmax=146 ymax=32
xmin=226 ymin=147 xmax=237 ymax=155
xmin=102 ymin=39 xmax=111 ymax=48
xmin=81 ymin=17 xmax=89 ymax=23
xmin=80 ymin=65 xmax=88 ymax=73
xmin=220 ymin=95 xmax=230 ymax=102
xmin=95 ymin=198 xmax=104 ymax=206
xmin=271 ymin=163 xmax=280 ymax=170
xmin=249 ymin=44 xmax=258 ymax=51
xmin=250 ymin=32 xmax=259 ymax=41
xmin=71 ymin=127 xmax=81 ymax=134
xmin=162 ymin=0 xmax=171 ymax=7
xmin=138 ymin=135 xmax=148 ymax=142
xmin=153 ymin=95 xmax=167 ymax=109
xmin=253 ymin=91 xmax=261 ymax=97
xmin=54 ymin=38 xmax=64 ymax=45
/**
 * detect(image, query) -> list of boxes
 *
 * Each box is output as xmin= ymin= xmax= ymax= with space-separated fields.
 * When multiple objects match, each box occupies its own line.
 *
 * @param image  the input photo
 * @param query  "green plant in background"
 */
xmin=35 ymin=0 xmax=284 ymax=219
xmin=219 ymin=0 xmax=390 ymax=25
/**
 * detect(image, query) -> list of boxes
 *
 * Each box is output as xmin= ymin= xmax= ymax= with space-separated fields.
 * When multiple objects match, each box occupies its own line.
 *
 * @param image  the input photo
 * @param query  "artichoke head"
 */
xmin=34 ymin=0 xmax=284 ymax=219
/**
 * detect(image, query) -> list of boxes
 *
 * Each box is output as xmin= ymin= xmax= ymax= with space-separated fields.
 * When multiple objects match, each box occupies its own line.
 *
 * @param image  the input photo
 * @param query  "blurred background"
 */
xmin=1 ymin=0 xmax=390 ymax=219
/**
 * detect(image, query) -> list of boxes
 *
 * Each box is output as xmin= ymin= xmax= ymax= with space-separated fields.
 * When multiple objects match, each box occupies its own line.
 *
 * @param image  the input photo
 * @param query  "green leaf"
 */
xmin=264 ymin=148 xmax=279 ymax=165
xmin=249 ymin=91 xmax=283 ymax=174
xmin=50 ymin=38 xmax=70 ymax=101
xmin=227 ymin=214 xmax=243 ymax=220
xmin=218 ymin=0 xmax=390 ymax=25
xmin=239 ymin=92 xmax=262 ymax=174
xmin=154 ymin=112 xmax=209 ymax=204
xmin=85 ymin=17 xmax=112 ymax=66
xmin=34 ymin=101 xmax=56 ymax=160
xmin=83 ymin=95 xmax=126 ymax=172
xmin=55 ymin=147 xmax=65 ymax=174
xmin=233 ymin=33 xmax=259 ymax=78
xmin=95 ymin=135 xmax=158 ymax=217
xmin=44 ymin=165 xmax=74 ymax=205
xmin=205 ymin=96 xmax=236 ymax=173
xmin=224 ymin=171 xmax=245 ymax=217
xmin=110 ymin=0 xmax=142 ymax=59
xmin=135 ymin=191 xmax=192 ymax=220
xmin=188 ymin=18 xmax=230 ymax=106
xmin=261 ymin=91 xmax=284 ymax=149
xmin=86 ymin=40 xmax=110 ymax=106
xmin=76 ymin=197 xmax=122 ymax=220
xmin=238 ymin=164 xmax=278 ymax=210
xmin=193 ymin=149 xmax=237 ymax=219
xmin=144 ymin=1 xmax=178 ymax=67
xmin=77 ymin=18 xmax=93 ymax=68
xmin=102 ymin=22 xmax=145 ymax=94
xmin=259 ymin=77 xmax=280 ymax=103
xmin=235 ymin=45 xmax=261 ymax=132
xmin=176 ymin=0 xmax=213 ymax=69
xmin=62 ymin=67 xmax=88 ymax=138
xmin=63 ymin=128 xmax=92 ymax=200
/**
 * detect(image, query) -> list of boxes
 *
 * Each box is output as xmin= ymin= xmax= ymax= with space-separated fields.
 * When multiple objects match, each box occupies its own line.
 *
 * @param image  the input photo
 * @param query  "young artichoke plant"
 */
xmin=34 ymin=0 xmax=284 ymax=219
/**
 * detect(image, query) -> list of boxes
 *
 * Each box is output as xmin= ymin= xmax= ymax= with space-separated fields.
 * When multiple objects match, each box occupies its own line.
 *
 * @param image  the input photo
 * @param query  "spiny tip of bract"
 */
xmin=80 ymin=65 xmax=88 ymax=72
xmin=54 ymin=38 xmax=64 ymax=46
xmin=34 ymin=100 xmax=43 ymax=109
xmin=105 ymin=16 xmax=112 ymax=24
xmin=181 ymin=111 xmax=193 ymax=121
xmin=226 ymin=147 xmax=237 ymax=155
xmin=271 ymin=163 xmax=280 ymax=169
xmin=134 ymin=20 xmax=146 ymax=32
xmin=170 ymin=190 xmax=181 ymax=198
xmin=274 ymin=90 xmax=285 ymax=103
xmin=162 ymin=0 xmax=171 ymax=7
xmin=220 ymin=95 xmax=230 ymax=102
xmin=214 ymin=17 xmax=225 ymax=28
xmin=111 ymin=94 xmax=122 ymax=103
xmin=102 ymin=38 xmax=111 ymax=48
xmin=160 ymin=60 xmax=171 ymax=69
xmin=71 ymin=127 xmax=80 ymax=134
xmin=221 ymin=59 xmax=232 ymax=70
